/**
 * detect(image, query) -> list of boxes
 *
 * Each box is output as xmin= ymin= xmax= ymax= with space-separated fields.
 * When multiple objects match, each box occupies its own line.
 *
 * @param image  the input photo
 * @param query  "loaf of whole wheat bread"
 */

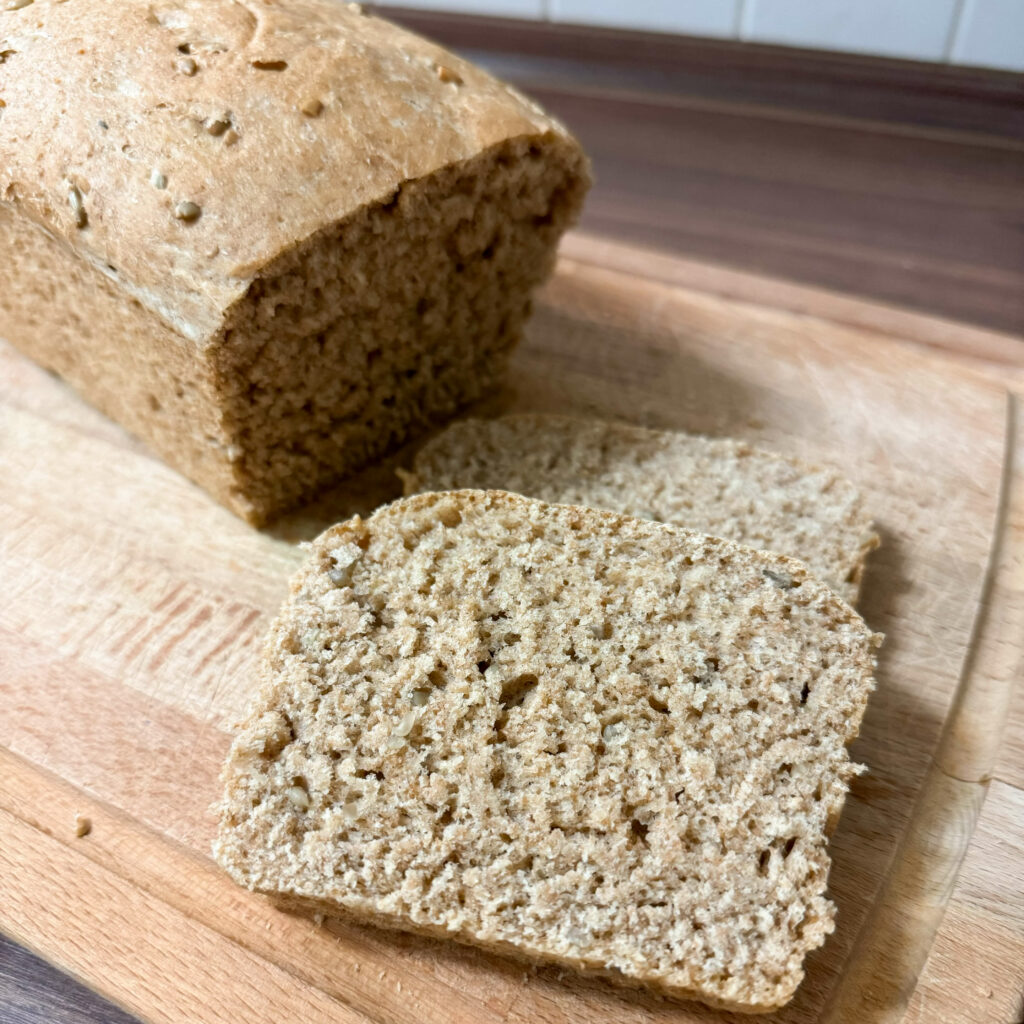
xmin=0 ymin=0 xmax=588 ymax=524
xmin=215 ymin=489 xmax=879 ymax=1012
xmin=405 ymin=414 xmax=878 ymax=602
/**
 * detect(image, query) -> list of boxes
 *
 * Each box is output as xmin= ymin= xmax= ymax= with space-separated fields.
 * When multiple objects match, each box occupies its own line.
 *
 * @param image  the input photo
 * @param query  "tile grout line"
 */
xmin=735 ymin=0 xmax=755 ymax=41
xmin=944 ymin=0 xmax=973 ymax=64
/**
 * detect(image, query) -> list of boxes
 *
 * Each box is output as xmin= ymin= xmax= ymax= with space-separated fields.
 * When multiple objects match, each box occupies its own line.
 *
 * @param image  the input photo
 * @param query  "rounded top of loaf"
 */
xmin=0 ymin=0 xmax=577 ymax=340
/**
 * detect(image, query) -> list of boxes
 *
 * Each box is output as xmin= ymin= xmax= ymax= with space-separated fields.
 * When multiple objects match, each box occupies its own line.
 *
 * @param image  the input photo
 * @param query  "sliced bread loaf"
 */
xmin=404 ymin=414 xmax=877 ymax=602
xmin=0 ymin=1 xmax=588 ymax=524
xmin=215 ymin=490 xmax=879 ymax=1012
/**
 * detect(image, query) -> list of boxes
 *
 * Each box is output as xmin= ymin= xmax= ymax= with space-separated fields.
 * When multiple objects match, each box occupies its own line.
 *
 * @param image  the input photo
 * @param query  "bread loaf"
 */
xmin=0 ymin=1 xmax=588 ymax=523
xmin=215 ymin=489 xmax=879 ymax=1012
xmin=406 ymin=414 xmax=878 ymax=601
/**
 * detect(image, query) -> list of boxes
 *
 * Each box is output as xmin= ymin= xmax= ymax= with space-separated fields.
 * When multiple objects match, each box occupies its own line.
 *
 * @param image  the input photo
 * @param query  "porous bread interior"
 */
xmin=409 ymin=414 xmax=878 ymax=602
xmin=213 ymin=137 xmax=586 ymax=523
xmin=215 ymin=490 xmax=878 ymax=1012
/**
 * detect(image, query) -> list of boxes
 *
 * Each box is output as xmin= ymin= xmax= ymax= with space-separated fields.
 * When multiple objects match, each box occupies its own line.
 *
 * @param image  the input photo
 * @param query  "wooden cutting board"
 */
xmin=1 ymin=235 xmax=1022 ymax=1024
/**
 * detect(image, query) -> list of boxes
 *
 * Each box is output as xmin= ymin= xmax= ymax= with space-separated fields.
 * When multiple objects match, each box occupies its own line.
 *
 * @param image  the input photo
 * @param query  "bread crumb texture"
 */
xmin=409 ymin=415 xmax=878 ymax=603
xmin=215 ymin=491 xmax=879 ymax=1012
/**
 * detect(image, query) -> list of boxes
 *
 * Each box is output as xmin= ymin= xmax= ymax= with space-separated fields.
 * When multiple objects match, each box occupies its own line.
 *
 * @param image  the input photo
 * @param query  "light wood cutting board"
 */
xmin=1 ymin=235 xmax=1022 ymax=1024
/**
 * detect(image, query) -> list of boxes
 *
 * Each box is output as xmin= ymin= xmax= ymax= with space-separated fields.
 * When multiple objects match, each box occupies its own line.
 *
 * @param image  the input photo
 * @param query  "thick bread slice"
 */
xmin=405 ymin=415 xmax=878 ymax=603
xmin=215 ymin=490 xmax=879 ymax=1012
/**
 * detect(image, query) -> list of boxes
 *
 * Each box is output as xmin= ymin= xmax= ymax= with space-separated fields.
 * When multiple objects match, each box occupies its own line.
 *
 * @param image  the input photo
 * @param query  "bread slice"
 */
xmin=215 ymin=490 xmax=879 ymax=1012
xmin=404 ymin=414 xmax=878 ymax=603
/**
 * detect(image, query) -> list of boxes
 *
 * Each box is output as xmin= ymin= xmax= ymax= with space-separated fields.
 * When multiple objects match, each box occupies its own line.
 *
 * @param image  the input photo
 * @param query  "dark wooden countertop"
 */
xmin=392 ymin=7 xmax=1023 ymax=339
xmin=3 ymin=12 xmax=1022 ymax=1024
xmin=0 ymin=933 xmax=138 ymax=1024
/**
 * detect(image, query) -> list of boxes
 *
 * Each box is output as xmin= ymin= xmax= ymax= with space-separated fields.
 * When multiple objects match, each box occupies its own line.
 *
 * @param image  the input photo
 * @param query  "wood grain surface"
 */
xmin=2 ymin=238 xmax=1022 ymax=1024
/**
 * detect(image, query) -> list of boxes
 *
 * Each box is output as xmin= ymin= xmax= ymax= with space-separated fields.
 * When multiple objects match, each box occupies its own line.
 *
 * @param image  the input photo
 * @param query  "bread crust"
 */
xmin=0 ymin=0 xmax=574 ymax=338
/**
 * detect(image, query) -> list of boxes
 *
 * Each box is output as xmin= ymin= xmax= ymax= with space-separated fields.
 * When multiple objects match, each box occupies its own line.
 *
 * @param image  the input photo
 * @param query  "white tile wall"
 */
xmin=951 ymin=0 xmax=1024 ymax=71
xmin=741 ymin=0 xmax=961 ymax=62
xmin=375 ymin=0 xmax=544 ymax=18
xmin=374 ymin=0 xmax=1024 ymax=71
xmin=550 ymin=0 xmax=739 ymax=37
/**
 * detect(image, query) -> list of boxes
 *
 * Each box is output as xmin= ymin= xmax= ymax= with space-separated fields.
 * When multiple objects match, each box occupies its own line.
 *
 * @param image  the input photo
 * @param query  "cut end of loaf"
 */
xmin=210 ymin=140 xmax=588 ymax=525
xmin=215 ymin=490 xmax=878 ymax=1011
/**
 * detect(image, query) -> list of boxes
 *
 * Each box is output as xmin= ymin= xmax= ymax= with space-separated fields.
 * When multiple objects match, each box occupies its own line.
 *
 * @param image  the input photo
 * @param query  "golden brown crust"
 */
xmin=0 ymin=204 xmax=241 ymax=507
xmin=0 ymin=0 xmax=573 ymax=340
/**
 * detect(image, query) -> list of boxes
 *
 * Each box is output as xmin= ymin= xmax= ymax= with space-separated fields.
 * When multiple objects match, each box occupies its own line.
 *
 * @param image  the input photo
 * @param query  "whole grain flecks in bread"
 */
xmin=0 ymin=0 xmax=588 ymax=524
xmin=405 ymin=414 xmax=878 ymax=603
xmin=215 ymin=490 xmax=880 ymax=1012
